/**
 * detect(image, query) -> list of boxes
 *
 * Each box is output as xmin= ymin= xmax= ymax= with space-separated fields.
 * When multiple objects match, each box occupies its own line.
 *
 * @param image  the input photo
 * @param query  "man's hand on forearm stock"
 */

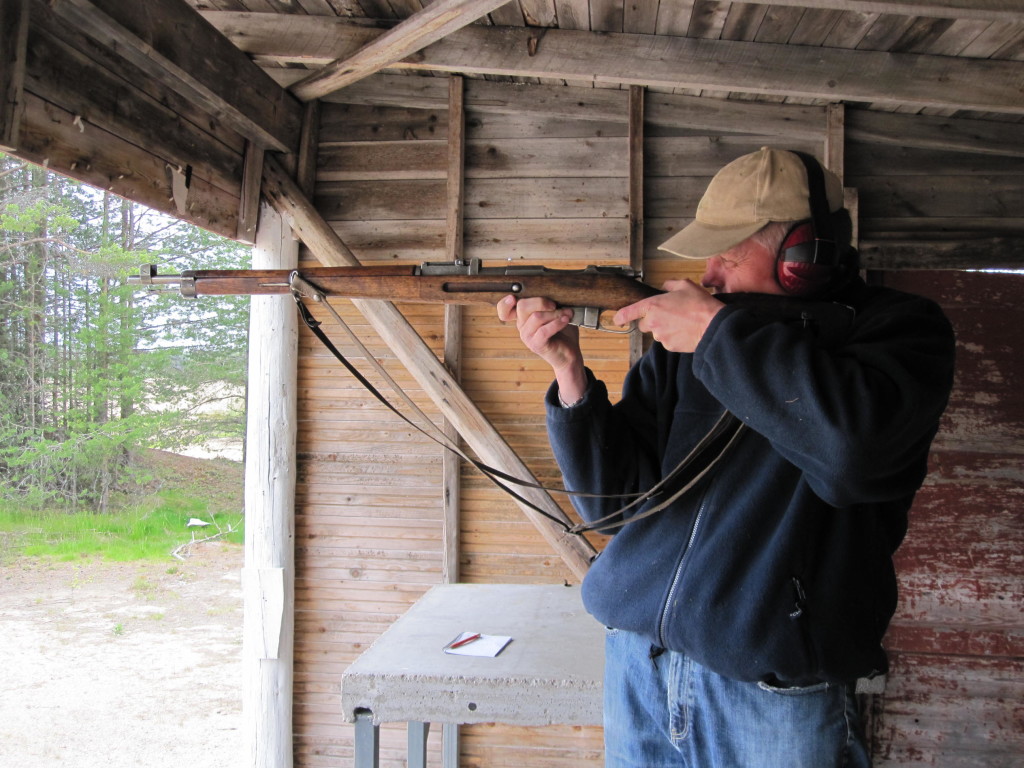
xmin=497 ymin=295 xmax=587 ymax=402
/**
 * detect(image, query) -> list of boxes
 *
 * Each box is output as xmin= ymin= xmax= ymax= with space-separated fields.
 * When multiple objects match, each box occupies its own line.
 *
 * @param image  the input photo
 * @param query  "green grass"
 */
xmin=0 ymin=453 xmax=244 ymax=561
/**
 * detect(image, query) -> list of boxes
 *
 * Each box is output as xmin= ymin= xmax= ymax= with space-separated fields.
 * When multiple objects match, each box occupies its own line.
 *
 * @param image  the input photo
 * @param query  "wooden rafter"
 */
xmin=289 ymin=0 xmax=511 ymax=101
xmin=736 ymin=0 xmax=1024 ymax=22
xmin=207 ymin=12 xmax=1024 ymax=117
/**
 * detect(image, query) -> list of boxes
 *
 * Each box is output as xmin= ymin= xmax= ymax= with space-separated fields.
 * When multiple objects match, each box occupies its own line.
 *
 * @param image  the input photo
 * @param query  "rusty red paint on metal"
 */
xmin=872 ymin=271 xmax=1024 ymax=764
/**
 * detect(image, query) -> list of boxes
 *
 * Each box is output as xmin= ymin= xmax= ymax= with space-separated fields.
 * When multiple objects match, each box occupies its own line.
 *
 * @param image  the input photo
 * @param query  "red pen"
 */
xmin=450 ymin=633 xmax=481 ymax=649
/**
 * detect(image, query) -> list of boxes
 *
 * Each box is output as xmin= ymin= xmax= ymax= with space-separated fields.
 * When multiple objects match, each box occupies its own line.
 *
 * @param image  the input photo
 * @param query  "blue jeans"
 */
xmin=603 ymin=628 xmax=871 ymax=768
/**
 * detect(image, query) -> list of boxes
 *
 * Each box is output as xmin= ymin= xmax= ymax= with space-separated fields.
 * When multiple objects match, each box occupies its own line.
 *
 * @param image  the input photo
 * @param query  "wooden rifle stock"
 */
xmin=129 ymin=259 xmax=663 ymax=330
xmin=128 ymin=259 xmax=856 ymax=336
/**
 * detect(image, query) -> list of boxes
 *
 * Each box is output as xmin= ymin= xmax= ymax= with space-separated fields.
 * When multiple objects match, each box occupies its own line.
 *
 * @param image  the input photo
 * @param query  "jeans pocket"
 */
xmin=667 ymin=653 xmax=693 ymax=745
xmin=756 ymin=679 xmax=832 ymax=696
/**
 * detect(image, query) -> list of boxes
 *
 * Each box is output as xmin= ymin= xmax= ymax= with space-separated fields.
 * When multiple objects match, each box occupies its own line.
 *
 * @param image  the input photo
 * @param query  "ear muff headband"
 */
xmin=776 ymin=152 xmax=841 ymax=297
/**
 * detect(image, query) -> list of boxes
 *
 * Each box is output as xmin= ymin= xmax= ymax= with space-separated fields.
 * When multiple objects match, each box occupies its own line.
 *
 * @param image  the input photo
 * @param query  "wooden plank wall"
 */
xmin=848 ymin=145 xmax=1024 ymax=242
xmin=871 ymin=271 xmax=1024 ymax=767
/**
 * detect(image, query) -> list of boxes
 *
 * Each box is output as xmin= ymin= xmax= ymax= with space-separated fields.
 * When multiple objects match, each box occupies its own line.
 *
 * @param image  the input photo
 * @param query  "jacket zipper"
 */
xmin=657 ymin=490 xmax=710 ymax=648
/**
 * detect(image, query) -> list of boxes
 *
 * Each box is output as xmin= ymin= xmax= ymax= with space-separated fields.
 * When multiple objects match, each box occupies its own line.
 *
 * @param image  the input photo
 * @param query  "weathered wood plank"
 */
xmin=24 ymin=19 xmax=244 ymax=197
xmin=316 ymin=177 xmax=629 ymax=220
xmin=290 ymin=0 xmax=511 ymax=99
xmin=318 ymin=217 xmax=628 ymax=262
xmin=287 ymin=70 xmax=1024 ymax=158
xmin=442 ymin=73 xmax=466 ymax=586
xmin=0 ymin=0 xmax=29 ymax=151
xmin=317 ymin=101 xmax=448 ymax=143
xmin=15 ymin=92 xmax=239 ymax=239
xmin=860 ymin=238 xmax=1024 ymax=270
xmin=854 ymin=175 xmax=1024 ymax=219
xmin=739 ymin=1 xmax=1024 ymax=24
xmin=236 ymin=141 xmax=263 ymax=243
xmin=47 ymin=0 xmax=302 ymax=152
xmin=873 ymin=270 xmax=1024 ymax=766
xmin=872 ymin=653 xmax=1024 ymax=767
xmin=317 ymin=136 xmax=628 ymax=180
xmin=849 ymin=102 xmax=1024 ymax=159
xmin=645 ymin=136 xmax=821 ymax=177
xmin=847 ymin=145 xmax=1024 ymax=175
xmin=208 ymin=13 xmax=1024 ymax=115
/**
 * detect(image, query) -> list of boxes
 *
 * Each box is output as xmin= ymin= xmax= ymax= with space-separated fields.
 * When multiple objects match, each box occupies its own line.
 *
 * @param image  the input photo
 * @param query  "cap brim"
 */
xmin=658 ymin=219 xmax=767 ymax=260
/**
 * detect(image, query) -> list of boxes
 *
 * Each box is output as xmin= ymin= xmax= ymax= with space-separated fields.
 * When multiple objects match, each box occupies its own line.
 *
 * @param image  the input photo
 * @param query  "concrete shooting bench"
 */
xmin=340 ymin=583 xmax=605 ymax=768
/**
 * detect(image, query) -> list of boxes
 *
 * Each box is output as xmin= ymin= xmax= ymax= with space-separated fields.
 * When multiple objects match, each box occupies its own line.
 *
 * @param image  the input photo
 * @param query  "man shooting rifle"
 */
xmin=497 ymin=147 xmax=956 ymax=768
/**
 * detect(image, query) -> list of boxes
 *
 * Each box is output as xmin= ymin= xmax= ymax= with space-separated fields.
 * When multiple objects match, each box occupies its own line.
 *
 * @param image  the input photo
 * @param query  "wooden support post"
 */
xmin=237 ymin=141 xmax=264 ymax=244
xmin=627 ymin=85 xmax=645 ymax=366
xmin=295 ymin=100 xmax=321 ymax=201
xmin=441 ymin=74 xmax=466 ymax=768
xmin=242 ymin=200 xmax=298 ymax=768
xmin=0 ymin=0 xmax=29 ymax=152
xmin=825 ymin=102 xmax=845 ymax=184
xmin=442 ymin=74 xmax=465 ymax=586
xmin=824 ymin=103 xmax=859 ymax=257
xmin=260 ymin=154 xmax=596 ymax=580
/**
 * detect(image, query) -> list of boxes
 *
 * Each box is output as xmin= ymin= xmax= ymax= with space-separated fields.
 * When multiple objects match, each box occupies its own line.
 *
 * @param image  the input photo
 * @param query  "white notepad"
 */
xmin=443 ymin=631 xmax=513 ymax=657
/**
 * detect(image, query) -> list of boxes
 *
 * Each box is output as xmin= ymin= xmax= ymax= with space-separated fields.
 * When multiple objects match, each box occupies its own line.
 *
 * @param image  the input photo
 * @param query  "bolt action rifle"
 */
xmin=128 ymin=257 xmax=856 ymax=338
xmin=128 ymin=258 xmax=661 ymax=331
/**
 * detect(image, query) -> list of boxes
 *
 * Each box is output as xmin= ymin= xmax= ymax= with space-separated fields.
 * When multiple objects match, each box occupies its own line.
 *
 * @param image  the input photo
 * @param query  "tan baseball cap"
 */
xmin=658 ymin=147 xmax=844 ymax=259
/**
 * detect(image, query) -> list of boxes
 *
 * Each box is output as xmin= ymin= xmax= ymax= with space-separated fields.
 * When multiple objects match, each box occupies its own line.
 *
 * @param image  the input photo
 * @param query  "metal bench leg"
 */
xmin=408 ymin=721 xmax=430 ymax=768
xmin=354 ymin=711 xmax=379 ymax=768
xmin=442 ymin=723 xmax=460 ymax=768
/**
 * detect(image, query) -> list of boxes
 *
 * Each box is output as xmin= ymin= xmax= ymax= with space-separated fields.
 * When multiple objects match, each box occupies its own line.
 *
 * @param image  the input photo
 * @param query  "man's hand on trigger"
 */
xmin=613 ymin=279 xmax=724 ymax=353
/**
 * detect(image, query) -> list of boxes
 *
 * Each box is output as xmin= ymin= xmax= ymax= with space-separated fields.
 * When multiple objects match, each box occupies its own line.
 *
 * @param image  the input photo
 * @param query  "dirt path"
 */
xmin=0 ymin=543 xmax=244 ymax=768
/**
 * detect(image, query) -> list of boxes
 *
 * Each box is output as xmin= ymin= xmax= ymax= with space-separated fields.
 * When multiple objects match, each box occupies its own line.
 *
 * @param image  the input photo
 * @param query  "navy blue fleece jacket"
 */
xmin=546 ymin=278 xmax=955 ymax=684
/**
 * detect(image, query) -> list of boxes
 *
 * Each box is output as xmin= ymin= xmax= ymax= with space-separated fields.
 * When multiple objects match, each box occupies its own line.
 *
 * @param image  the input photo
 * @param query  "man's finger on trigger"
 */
xmin=614 ymin=300 xmax=644 ymax=327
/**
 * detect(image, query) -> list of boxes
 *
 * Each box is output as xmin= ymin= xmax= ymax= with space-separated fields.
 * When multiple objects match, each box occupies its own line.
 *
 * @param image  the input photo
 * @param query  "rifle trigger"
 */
xmin=568 ymin=306 xmax=637 ymax=335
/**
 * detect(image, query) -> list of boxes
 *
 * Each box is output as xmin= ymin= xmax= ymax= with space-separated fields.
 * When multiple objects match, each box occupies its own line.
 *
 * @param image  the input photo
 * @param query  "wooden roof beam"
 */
xmin=289 ymin=0 xmax=511 ymax=101
xmin=206 ymin=13 xmax=1024 ymax=117
xmin=46 ymin=0 xmax=303 ymax=153
xmin=731 ymin=1 xmax=1024 ymax=23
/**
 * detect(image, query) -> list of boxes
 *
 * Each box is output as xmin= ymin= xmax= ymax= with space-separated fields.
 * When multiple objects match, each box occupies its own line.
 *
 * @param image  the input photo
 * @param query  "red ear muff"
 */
xmin=776 ymin=221 xmax=840 ymax=297
xmin=774 ymin=151 xmax=852 ymax=298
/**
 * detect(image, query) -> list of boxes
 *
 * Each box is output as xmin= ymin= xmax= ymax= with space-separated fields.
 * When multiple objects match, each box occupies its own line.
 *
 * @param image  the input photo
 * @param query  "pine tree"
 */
xmin=0 ymin=153 xmax=250 ymax=511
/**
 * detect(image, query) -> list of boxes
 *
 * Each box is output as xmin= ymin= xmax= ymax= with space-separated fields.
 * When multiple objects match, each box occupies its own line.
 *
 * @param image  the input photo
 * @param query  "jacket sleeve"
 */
xmin=545 ymin=361 xmax=664 ymax=526
xmin=691 ymin=290 xmax=956 ymax=507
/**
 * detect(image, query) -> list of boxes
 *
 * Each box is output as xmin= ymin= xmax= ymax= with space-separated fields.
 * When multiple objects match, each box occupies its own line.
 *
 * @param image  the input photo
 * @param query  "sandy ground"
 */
xmin=0 ymin=542 xmax=244 ymax=768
